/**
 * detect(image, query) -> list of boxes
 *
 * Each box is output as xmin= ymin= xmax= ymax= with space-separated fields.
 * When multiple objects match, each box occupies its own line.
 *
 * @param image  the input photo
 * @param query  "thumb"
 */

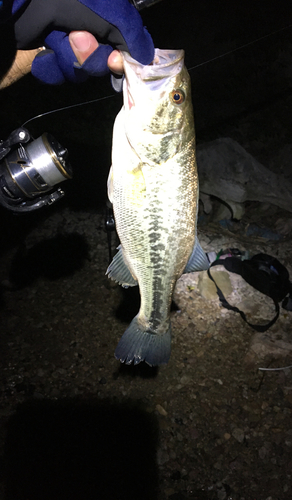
xmin=69 ymin=31 xmax=99 ymax=66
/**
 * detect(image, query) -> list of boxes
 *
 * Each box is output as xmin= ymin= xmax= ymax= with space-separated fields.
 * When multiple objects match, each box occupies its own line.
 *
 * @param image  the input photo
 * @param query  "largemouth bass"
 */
xmin=107 ymin=49 xmax=209 ymax=366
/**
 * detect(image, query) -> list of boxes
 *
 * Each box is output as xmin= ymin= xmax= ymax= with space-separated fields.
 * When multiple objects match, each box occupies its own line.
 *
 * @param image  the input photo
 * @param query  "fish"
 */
xmin=106 ymin=48 xmax=209 ymax=366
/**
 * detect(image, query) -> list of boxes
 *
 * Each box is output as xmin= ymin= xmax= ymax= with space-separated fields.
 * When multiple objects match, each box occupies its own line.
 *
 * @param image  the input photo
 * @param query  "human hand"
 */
xmin=68 ymin=31 xmax=124 ymax=74
xmin=0 ymin=30 xmax=123 ymax=89
xmin=12 ymin=0 xmax=154 ymax=85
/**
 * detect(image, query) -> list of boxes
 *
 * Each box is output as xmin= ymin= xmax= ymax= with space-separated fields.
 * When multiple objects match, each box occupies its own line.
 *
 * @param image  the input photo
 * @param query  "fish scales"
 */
xmin=107 ymin=49 xmax=209 ymax=366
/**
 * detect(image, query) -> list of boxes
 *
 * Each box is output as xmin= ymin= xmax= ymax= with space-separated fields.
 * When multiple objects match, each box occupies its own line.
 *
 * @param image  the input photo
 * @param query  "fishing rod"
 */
xmin=1 ymin=16 xmax=292 ymax=213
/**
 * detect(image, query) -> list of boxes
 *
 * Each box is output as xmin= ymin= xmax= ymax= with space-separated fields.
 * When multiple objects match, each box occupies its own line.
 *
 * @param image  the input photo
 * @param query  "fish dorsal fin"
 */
xmin=106 ymin=245 xmax=138 ymax=287
xmin=184 ymin=237 xmax=210 ymax=273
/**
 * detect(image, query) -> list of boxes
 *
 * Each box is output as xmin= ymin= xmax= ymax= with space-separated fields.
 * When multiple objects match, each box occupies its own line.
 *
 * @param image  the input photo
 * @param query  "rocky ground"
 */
xmin=1 ymin=2 xmax=292 ymax=499
xmin=0 ymin=195 xmax=291 ymax=500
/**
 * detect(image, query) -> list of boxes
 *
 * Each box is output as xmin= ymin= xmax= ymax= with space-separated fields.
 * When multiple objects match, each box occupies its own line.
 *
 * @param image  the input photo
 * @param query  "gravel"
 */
xmin=0 ymin=199 xmax=291 ymax=500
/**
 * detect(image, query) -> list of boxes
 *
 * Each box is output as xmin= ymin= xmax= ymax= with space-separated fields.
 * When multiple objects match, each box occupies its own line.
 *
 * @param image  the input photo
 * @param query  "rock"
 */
xmin=217 ymin=487 xmax=227 ymax=500
xmin=212 ymin=202 xmax=234 ymax=222
xmin=198 ymin=270 xmax=232 ymax=300
xmin=197 ymin=138 xmax=292 ymax=218
xmin=275 ymin=217 xmax=292 ymax=236
xmin=250 ymin=331 xmax=292 ymax=359
xmin=164 ymin=488 xmax=175 ymax=497
xmin=199 ymin=192 xmax=213 ymax=214
xmin=259 ymin=446 xmax=267 ymax=459
xmin=232 ymin=428 xmax=245 ymax=443
xmin=156 ymin=404 xmax=168 ymax=416
xmin=157 ymin=449 xmax=169 ymax=465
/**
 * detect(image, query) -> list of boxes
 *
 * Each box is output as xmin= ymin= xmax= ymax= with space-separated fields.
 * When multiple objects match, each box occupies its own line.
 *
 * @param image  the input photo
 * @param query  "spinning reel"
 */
xmin=0 ymin=127 xmax=72 ymax=212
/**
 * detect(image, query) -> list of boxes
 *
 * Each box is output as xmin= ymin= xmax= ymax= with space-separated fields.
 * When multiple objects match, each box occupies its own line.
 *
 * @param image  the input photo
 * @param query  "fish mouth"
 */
xmin=123 ymin=83 xmax=135 ymax=111
xmin=122 ymin=49 xmax=185 ymax=82
xmin=122 ymin=49 xmax=185 ymax=110
xmin=127 ymin=88 xmax=134 ymax=110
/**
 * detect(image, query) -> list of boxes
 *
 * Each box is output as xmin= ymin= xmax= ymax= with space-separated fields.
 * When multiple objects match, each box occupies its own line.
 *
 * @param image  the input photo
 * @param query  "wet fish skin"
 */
xmin=107 ymin=49 xmax=209 ymax=366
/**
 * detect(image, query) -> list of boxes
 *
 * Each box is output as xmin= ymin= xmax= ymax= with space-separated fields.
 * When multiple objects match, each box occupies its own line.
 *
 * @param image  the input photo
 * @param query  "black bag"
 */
xmin=208 ymin=252 xmax=292 ymax=332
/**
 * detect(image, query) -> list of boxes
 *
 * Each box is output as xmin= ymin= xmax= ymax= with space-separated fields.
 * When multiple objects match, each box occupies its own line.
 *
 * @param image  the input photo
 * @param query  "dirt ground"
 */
xmin=0 ymin=201 xmax=292 ymax=500
xmin=1 ymin=1 xmax=292 ymax=499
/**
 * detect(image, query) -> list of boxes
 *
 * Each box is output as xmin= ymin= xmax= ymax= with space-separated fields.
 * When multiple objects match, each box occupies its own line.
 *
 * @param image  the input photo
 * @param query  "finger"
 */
xmin=69 ymin=31 xmax=98 ymax=66
xmin=108 ymin=50 xmax=124 ymax=74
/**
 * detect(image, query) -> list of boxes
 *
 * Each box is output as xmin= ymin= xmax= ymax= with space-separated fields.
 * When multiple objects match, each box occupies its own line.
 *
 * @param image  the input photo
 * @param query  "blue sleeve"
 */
xmin=13 ymin=0 xmax=154 ymax=85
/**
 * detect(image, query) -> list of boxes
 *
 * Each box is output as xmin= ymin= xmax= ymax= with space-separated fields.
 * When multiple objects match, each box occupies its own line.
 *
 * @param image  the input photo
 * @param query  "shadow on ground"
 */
xmin=8 ymin=233 xmax=89 ymax=288
xmin=2 ymin=398 xmax=159 ymax=500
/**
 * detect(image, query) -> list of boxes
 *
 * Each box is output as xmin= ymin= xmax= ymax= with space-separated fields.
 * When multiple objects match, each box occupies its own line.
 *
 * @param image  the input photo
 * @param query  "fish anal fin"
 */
xmin=184 ymin=237 xmax=209 ymax=273
xmin=115 ymin=316 xmax=171 ymax=366
xmin=106 ymin=245 xmax=138 ymax=287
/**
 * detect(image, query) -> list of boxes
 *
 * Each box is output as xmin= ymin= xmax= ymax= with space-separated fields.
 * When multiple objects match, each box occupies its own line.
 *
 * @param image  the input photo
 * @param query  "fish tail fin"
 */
xmin=115 ymin=316 xmax=171 ymax=366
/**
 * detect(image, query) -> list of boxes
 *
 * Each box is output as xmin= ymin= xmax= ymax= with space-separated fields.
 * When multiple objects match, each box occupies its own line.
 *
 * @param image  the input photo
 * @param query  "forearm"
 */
xmin=0 ymin=47 xmax=44 ymax=88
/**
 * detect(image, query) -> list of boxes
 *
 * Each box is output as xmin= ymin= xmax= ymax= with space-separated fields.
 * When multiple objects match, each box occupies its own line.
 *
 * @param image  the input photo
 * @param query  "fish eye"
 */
xmin=171 ymin=89 xmax=185 ymax=104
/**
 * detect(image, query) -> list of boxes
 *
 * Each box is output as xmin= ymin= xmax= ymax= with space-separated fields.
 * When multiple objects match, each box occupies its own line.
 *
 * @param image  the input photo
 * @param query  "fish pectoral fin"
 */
xmin=106 ymin=245 xmax=138 ymax=287
xmin=107 ymin=165 xmax=114 ymax=204
xmin=115 ymin=316 xmax=171 ymax=366
xmin=184 ymin=237 xmax=210 ymax=273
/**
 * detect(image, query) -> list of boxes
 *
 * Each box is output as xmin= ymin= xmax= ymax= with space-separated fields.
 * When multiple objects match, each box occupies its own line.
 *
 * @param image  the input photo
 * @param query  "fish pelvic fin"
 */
xmin=184 ymin=236 xmax=210 ymax=273
xmin=106 ymin=245 xmax=138 ymax=288
xmin=115 ymin=316 xmax=171 ymax=366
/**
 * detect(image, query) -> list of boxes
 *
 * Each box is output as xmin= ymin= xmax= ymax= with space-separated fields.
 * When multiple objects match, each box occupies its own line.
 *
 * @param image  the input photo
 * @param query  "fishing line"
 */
xmin=21 ymin=21 xmax=292 ymax=127
xmin=187 ymin=22 xmax=292 ymax=72
xmin=21 ymin=92 xmax=117 ymax=127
